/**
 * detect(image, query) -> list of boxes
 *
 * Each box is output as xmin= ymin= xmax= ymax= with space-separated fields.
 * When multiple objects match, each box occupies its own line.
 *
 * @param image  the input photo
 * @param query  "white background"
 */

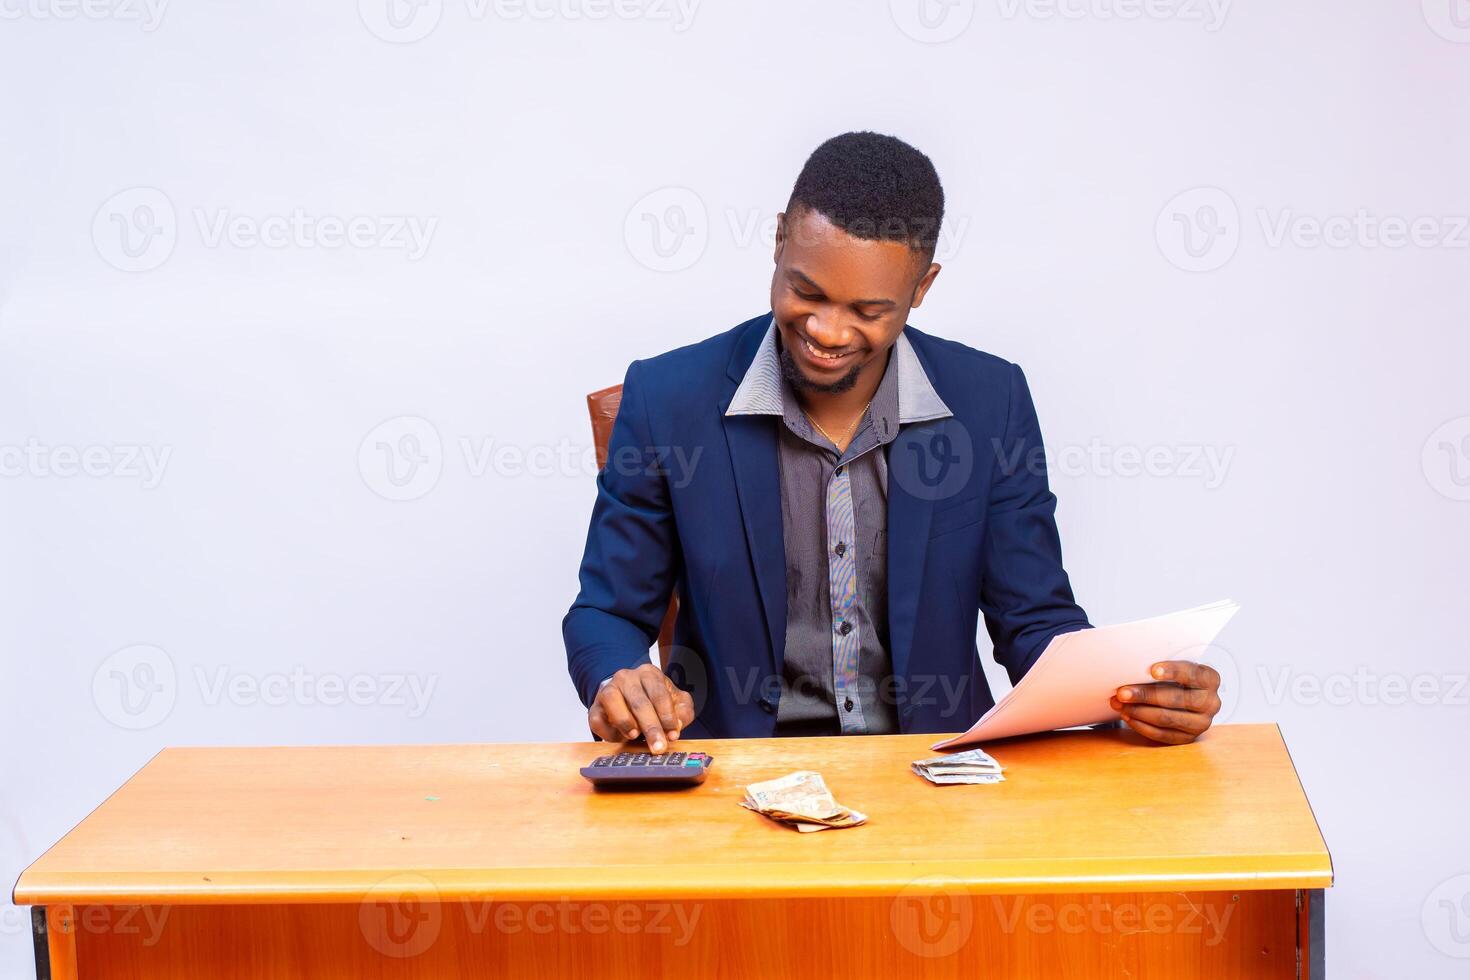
xmin=3 ymin=0 xmax=1469 ymax=975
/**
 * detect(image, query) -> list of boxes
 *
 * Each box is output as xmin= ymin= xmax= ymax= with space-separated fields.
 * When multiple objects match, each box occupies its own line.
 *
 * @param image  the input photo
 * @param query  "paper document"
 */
xmin=931 ymin=600 xmax=1240 ymax=751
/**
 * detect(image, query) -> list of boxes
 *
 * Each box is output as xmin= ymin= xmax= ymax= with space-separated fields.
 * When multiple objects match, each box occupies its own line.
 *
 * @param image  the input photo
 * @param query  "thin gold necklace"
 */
xmin=806 ymin=397 xmax=874 ymax=450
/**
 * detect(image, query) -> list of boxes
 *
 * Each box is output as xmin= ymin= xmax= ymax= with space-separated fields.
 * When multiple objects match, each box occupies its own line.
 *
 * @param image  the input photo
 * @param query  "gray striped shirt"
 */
xmin=725 ymin=321 xmax=953 ymax=735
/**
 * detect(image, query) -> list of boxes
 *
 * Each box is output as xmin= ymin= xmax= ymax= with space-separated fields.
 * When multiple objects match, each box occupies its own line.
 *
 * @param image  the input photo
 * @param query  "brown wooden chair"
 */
xmin=586 ymin=384 xmax=679 ymax=669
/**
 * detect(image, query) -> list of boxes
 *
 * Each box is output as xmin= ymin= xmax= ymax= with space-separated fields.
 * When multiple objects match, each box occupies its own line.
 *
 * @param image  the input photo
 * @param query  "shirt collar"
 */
xmin=725 ymin=318 xmax=952 ymax=424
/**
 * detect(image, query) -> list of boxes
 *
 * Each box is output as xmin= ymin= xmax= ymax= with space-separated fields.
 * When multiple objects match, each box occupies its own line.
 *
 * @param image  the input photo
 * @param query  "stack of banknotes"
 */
xmin=740 ymin=771 xmax=868 ymax=832
xmin=911 ymin=748 xmax=1006 ymax=785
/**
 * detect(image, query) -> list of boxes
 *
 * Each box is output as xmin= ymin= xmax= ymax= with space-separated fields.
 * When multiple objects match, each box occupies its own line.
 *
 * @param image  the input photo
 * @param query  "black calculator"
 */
xmin=580 ymin=751 xmax=714 ymax=787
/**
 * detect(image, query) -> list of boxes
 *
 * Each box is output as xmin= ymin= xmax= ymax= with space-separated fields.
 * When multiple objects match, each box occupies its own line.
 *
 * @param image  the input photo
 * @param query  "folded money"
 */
xmin=741 ymin=771 xmax=868 ymax=832
xmin=911 ymin=747 xmax=1006 ymax=785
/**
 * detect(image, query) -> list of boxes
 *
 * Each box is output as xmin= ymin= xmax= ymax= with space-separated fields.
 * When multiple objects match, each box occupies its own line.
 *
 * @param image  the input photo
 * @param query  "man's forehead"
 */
xmin=782 ymin=212 xmax=924 ymax=291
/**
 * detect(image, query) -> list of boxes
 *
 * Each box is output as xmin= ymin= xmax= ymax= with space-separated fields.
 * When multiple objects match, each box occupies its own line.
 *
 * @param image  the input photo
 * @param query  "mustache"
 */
xmin=778 ymin=342 xmax=860 ymax=395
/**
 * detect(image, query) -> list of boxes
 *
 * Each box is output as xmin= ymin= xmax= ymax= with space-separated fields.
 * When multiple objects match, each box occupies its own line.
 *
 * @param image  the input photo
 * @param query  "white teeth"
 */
xmin=804 ymin=337 xmax=845 ymax=360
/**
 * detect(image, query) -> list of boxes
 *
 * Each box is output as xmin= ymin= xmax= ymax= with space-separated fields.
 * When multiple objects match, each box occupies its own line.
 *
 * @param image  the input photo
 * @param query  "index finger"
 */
xmin=640 ymin=671 xmax=682 ymax=741
xmin=619 ymin=679 xmax=668 ymax=753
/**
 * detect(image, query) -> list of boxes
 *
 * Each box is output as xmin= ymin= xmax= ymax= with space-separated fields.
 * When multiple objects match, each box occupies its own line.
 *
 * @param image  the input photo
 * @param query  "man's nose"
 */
xmin=803 ymin=314 xmax=852 ymax=350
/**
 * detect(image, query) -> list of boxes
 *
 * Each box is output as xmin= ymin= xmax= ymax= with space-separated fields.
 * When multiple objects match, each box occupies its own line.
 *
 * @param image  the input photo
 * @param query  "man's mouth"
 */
xmin=797 ymin=334 xmax=860 ymax=369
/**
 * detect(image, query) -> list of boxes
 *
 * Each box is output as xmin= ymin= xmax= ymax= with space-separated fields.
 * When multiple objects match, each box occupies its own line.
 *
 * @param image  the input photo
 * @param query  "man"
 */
xmin=565 ymin=132 xmax=1222 ymax=752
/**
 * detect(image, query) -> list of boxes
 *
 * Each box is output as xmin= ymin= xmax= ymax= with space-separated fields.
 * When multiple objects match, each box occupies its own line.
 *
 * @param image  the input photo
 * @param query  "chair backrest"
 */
xmin=585 ymin=384 xmax=677 ymax=668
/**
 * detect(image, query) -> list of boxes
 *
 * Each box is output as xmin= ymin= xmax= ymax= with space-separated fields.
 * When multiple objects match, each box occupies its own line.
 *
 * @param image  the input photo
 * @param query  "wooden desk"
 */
xmin=14 ymin=723 xmax=1330 ymax=978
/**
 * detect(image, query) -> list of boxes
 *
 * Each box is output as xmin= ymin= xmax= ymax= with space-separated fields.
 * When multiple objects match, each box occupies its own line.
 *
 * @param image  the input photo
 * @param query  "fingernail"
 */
xmin=1152 ymin=666 xmax=1165 ymax=678
xmin=669 ymin=730 xmax=680 ymax=740
xmin=1121 ymin=688 xmax=1134 ymax=700
xmin=651 ymin=738 xmax=665 ymax=752
xmin=628 ymin=729 xmax=639 ymax=739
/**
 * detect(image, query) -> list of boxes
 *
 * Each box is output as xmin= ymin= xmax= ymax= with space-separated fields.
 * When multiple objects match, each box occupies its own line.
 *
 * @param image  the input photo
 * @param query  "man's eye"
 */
xmin=793 ymin=287 xmax=822 ymax=301
xmin=856 ymin=310 xmax=883 ymax=322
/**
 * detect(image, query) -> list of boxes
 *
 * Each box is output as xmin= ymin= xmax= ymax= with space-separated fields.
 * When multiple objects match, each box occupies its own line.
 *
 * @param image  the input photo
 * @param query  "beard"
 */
xmin=778 ymin=337 xmax=862 ymax=395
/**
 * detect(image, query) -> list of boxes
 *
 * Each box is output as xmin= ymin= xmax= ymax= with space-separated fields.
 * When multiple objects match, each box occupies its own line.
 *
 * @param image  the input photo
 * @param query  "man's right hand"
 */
xmin=589 ymin=663 xmax=696 ymax=753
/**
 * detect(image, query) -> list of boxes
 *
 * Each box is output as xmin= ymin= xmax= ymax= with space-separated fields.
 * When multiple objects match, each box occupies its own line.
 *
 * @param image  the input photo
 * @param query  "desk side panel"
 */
xmin=66 ymin=892 xmax=1299 ymax=980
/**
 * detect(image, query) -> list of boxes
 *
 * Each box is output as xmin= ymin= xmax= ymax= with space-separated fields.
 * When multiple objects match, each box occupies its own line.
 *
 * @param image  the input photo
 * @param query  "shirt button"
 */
xmin=837 ymin=620 xmax=853 ymax=636
xmin=834 ymin=465 xmax=844 ymax=476
xmin=834 ymin=541 xmax=846 ymax=557
xmin=844 ymin=697 xmax=855 ymax=712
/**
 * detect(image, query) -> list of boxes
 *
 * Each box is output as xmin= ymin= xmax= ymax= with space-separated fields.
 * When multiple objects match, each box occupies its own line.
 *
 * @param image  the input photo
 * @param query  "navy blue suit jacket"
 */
xmin=564 ymin=313 xmax=1090 ymax=737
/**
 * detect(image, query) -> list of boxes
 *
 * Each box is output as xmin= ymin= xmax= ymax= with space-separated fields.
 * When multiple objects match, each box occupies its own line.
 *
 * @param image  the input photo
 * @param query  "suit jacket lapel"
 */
xmin=720 ymin=320 xmax=787 ymax=679
xmin=886 ymin=330 xmax=957 ymax=687
xmin=887 ymin=424 xmax=938 ymax=684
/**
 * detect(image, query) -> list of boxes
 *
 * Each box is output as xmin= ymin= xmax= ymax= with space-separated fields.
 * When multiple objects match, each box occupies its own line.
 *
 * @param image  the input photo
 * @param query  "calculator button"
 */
xmin=664 ymin=752 xmax=686 ymax=766
xmin=683 ymin=759 xmax=702 ymax=767
xmin=646 ymin=754 xmax=666 ymax=766
xmin=591 ymin=756 xmax=611 ymax=767
xmin=611 ymin=754 xmax=632 ymax=767
xmin=630 ymin=753 xmax=651 ymax=765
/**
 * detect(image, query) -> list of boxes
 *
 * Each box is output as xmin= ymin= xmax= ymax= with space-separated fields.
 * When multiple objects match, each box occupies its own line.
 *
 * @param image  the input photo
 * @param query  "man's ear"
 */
xmin=773 ymin=212 xmax=787 ymax=264
xmin=910 ymin=262 xmax=942 ymax=308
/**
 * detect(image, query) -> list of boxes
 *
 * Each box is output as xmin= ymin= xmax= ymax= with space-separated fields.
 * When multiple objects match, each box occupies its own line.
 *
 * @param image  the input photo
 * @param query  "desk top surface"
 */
xmin=14 ymin=723 xmax=1331 ymax=905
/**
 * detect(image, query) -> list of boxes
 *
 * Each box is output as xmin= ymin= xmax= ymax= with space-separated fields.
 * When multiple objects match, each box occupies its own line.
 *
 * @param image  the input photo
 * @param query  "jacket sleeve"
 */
xmin=563 ymin=359 xmax=681 ymax=707
xmin=979 ymin=362 xmax=1092 ymax=684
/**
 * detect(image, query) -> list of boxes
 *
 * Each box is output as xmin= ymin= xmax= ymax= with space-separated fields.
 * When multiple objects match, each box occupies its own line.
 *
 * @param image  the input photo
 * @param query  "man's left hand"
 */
xmin=1110 ymin=661 xmax=1222 ymax=745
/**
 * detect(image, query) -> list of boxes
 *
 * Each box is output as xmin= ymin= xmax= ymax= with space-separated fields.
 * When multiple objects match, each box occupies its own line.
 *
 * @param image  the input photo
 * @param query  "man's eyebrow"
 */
xmin=788 ymin=268 xmax=897 ymax=307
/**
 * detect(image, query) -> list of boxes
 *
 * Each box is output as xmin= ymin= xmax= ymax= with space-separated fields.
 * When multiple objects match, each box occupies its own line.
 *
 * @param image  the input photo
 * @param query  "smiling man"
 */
xmin=564 ymin=132 xmax=1222 ymax=751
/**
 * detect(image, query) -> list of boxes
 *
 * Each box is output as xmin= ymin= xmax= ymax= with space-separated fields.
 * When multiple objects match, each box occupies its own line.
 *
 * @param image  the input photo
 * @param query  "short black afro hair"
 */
xmin=787 ymin=131 xmax=945 ymax=261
